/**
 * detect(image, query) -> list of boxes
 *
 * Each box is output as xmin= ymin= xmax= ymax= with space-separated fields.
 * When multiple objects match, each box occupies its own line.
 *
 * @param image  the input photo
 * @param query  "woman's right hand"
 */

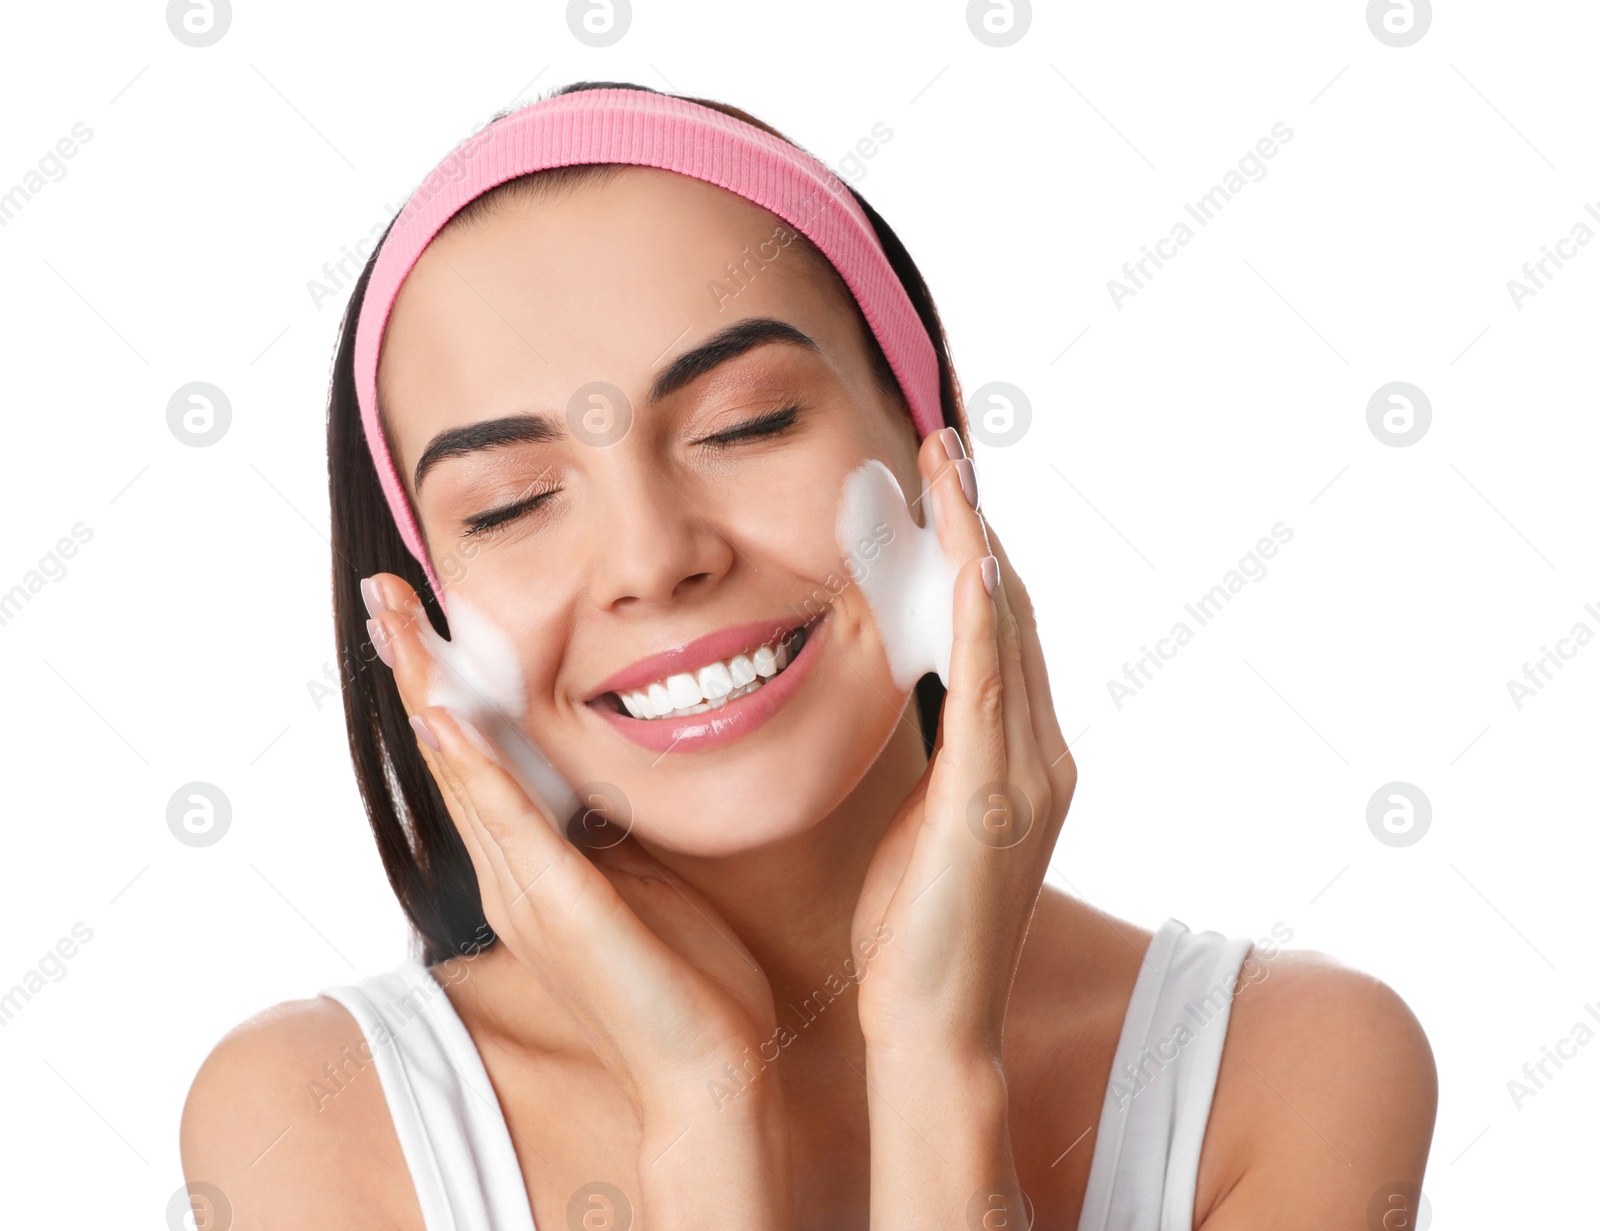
xmin=362 ymin=573 xmax=793 ymax=1228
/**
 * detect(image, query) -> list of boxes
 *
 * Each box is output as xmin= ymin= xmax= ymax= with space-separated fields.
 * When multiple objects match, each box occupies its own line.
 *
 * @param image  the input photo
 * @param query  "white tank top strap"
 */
xmin=318 ymin=959 xmax=536 ymax=1231
xmin=1074 ymin=917 xmax=1256 ymax=1231
xmin=321 ymin=920 xmax=1251 ymax=1230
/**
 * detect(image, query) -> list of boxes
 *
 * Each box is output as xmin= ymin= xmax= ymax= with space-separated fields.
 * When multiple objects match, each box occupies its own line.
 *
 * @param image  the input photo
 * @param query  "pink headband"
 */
xmin=353 ymin=86 xmax=943 ymax=608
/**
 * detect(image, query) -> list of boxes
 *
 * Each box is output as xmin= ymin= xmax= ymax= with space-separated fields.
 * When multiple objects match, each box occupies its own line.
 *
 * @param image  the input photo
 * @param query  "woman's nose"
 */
xmin=582 ymin=449 xmax=735 ymax=612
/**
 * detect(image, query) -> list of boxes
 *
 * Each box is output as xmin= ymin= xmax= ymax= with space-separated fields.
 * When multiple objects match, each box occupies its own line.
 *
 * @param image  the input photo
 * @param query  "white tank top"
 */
xmin=319 ymin=916 xmax=1254 ymax=1231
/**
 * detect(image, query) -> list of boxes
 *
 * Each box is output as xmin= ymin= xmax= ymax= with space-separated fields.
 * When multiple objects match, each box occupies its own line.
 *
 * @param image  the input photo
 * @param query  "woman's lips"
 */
xmin=586 ymin=614 xmax=809 ymax=702
xmin=589 ymin=610 xmax=829 ymax=754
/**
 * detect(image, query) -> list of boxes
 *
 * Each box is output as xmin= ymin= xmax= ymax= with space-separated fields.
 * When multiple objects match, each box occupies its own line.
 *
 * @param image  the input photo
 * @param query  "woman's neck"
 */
xmin=442 ymin=704 xmax=931 ymax=1066
xmin=653 ymin=708 xmax=928 ymax=1001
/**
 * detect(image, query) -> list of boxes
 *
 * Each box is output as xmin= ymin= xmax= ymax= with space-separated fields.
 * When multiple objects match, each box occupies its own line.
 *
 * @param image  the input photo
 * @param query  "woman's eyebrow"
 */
xmin=413 ymin=413 xmax=562 ymax=492
xmin=413 ymin=316 xmax=819 ymax=491
xmin=648 ymin=316 xmax=818 ymax=404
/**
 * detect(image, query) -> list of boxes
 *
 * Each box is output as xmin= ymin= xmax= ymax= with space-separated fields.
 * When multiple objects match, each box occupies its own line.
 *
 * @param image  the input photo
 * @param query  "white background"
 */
xmin=1 ymin=1 xmax=1594 ymax=1225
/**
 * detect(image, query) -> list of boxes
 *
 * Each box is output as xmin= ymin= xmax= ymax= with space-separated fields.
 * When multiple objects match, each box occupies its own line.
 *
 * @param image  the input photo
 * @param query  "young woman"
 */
xmin=180 ymin=82 xmax=1437 ymax=1230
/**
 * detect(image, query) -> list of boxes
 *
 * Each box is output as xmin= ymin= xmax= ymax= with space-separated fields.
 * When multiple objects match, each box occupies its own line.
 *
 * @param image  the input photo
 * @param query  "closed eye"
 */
xmin=463 ymin=480 xmax=561 ymax=539
xmin=696 ymin=403 xmax=802 ymax=448
xmin=461 ymin=405 xmax=803 ymax=538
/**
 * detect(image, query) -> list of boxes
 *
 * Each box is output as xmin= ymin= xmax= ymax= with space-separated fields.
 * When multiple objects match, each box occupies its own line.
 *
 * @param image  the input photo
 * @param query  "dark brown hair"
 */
xmin=326 ymin=80 xmax=967 ymax=965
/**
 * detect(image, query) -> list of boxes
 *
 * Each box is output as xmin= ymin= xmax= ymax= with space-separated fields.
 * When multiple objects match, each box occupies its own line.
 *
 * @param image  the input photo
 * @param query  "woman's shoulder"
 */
xmin=179 ymin=989 xmax=422 ymax=1230
xmin=1197 ymin=938 xmax=1438 ymax=1227
xmin=1008 ymin=895 xmax=1436 ymax=1226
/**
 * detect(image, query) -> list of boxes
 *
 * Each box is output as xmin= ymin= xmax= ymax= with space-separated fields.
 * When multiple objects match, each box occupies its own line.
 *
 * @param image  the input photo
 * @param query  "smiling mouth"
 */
xmin=598 ymin=616 xmax=820 ymax=721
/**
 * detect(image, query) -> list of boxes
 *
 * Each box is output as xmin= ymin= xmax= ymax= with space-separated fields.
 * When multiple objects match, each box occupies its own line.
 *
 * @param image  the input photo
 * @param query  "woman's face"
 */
xmin=377 ymin=165 xmax=926 ymax=855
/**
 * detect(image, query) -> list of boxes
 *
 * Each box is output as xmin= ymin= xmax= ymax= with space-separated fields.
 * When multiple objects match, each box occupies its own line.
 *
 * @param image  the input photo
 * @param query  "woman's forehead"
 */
xmin=405 ymin=165 xmax=831 ymax=308
xmin=377 ymin=169 xmax=859 ymax=447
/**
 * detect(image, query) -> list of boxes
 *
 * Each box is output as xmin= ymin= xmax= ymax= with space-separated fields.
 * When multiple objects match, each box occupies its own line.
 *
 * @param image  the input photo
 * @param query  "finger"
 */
xmin=360 ymin=575 xmax=507 ymax=892
xmin=928 ymin=552 xmax=1006 ymax=837
xmin=919 ymin=428 xmax=988 ymax=573
xmin=365 ymin=575 xmax=512 ymax=880
xmin=923 ymin=432 xmax=1039 ymax=805
xmin=984 ymin=523 xmax=1076 ymax=811
xmin=370 ymin=574 xmax=551 ymax=829
xmin=419 ymin=704 xmax=618 ymax=940
xmin=411 ymin=714 xmax=503 ymax=876
xmin=580 ymin=828 xmax=667 ymax=881
xmin=362 ymin=572 xmax=440 ymax=718
xmin=422 ymin=705 xmax=558 ymax=904
xmin=982 ymin=525 xmax=1061 ymax=753
xmin=981 ymin=519 xmax=1059 ymax=840
xmin=364 ymin=573 xmax=602 ymax=943
xmin=978 ymin=532 xmax=1039 ymax=787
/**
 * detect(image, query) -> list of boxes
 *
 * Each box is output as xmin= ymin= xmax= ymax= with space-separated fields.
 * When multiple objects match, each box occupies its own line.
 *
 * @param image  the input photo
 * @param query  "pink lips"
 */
xmin=586 ymin=614 xmax=811 ymax=701
xmin=590 ymin=609 xmax=829 ymax=754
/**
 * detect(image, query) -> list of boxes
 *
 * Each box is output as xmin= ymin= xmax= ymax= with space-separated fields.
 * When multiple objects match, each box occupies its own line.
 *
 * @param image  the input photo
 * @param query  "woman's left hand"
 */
xmin=850 ymin=427 xmax=1077 ymax=1223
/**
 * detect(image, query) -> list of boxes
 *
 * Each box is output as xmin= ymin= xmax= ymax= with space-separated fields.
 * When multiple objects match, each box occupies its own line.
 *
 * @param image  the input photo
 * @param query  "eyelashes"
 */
xmin=695 ymin=402 xmax=802 ymax=448
xmin=463 ymin=486 xmax=560 ymax=538
xmin=460 ymin=403 xmax=805 ymax=540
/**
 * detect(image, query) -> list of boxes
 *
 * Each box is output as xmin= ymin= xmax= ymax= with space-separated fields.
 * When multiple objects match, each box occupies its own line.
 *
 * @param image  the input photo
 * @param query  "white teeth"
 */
xmin=615 ymin=625 xmax=809 ymax=720
xmin=729 ymin=653 xmax=757 ymax=687
xmin=697 ymin=660 xmax=734 ymax=699
xmin=665 ymin=672 xmax=701 ymax=710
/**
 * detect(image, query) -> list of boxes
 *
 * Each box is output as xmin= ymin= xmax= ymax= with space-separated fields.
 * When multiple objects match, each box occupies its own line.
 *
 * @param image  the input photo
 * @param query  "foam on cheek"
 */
xmin=414 ymin=593 xmax=578 ymax=836
xmin=834 ymin=459 xmax=962 ymax=693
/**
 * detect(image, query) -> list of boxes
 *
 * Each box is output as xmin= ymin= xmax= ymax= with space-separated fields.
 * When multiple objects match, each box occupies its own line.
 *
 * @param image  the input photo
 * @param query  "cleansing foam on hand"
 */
xmin=417 ymin=594 xmax=580 ymax=836
xmin=834 ymin=458 xmax=962 ymax=693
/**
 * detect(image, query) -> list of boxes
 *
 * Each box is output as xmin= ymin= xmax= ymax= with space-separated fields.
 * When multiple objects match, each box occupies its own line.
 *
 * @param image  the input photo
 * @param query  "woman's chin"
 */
xmin=628 ymin=804 xmax=820 ymax=858
xmin=579 ymin=726 xmax=886 ymax=857
xmin=559 ymin=615 xmax=906 ymax=857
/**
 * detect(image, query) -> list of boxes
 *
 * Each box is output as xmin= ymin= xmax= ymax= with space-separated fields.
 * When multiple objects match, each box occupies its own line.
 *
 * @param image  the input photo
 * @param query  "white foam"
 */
xmin=834 ymin=459 xmax=962 ymax=693
xmin=415 ymin=593 xmax=578 ymax=836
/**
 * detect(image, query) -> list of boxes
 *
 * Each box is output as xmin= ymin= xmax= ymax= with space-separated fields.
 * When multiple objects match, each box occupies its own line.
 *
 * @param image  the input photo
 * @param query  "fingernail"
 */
xmin=981 ymin=555 xmax=998 ymax=597
xmin=410 ymin=713 xmax=441 ymax=751
xmin=360 ymin=576 xmax=389 ymax=619
xmin=956 ymin=457 xmax=979 ymax=509
xmin=368 ymin=618 xmax=395 ymax=668
xmin=940 ymin=426 xmax=964 ymax=461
